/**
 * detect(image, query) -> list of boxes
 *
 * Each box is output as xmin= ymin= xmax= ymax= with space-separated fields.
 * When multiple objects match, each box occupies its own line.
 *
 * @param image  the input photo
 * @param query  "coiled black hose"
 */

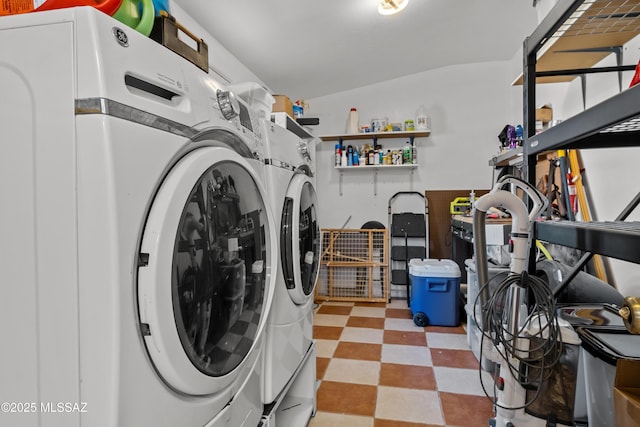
xmin=471 ymin=271 xmax=563 ymax=410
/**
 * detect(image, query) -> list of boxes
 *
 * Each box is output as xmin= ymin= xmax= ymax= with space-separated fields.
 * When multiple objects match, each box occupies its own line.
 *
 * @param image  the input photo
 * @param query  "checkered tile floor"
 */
xmin=309 ymin=299 xmax=495 ymax=427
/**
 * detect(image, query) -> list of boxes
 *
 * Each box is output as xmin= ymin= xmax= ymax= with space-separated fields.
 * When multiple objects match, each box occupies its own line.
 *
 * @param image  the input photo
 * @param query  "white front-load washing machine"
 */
xmin=0 ymin=7 xmax=276 ymax=427
xmin=260 ymin=118 xmax=321 ymax=420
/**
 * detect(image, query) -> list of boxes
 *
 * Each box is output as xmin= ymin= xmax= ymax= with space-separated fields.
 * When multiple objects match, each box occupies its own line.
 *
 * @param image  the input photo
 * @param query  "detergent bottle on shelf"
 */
xmin=346 ymin=108 xmax=359 ymax=134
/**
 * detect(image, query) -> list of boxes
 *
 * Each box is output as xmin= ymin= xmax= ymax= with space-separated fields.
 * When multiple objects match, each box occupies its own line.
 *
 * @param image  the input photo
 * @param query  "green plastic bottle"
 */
xmin=403 ymin=142 xmax=412 ymax=164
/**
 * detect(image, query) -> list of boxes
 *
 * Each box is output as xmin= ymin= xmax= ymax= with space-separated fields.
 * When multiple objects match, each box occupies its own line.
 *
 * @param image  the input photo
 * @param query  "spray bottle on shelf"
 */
xmin=411 ymin=139 xmax=417 ymax=164
xmin=335 ymin=144 xmax=341 ymax=167
xmin=341 ymin=149 xmax=347 ymax=167
xmin=403 ymin=141 xmax=412 ymax=164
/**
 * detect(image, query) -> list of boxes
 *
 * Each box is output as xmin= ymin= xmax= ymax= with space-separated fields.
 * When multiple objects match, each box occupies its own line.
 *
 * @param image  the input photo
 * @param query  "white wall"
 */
xmin=171 ymin=3 xmax=267 ymax=86
xmin=308 ymin=60 xmax=524 ymax=230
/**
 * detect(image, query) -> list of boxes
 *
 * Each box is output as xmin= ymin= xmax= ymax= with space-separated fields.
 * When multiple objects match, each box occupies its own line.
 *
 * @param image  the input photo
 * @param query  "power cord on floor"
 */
xmin=472 ymin=271 xmax=563 ymax=411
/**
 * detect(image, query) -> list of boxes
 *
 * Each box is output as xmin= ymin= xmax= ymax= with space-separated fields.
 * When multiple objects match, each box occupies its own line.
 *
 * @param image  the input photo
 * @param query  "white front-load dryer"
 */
xmin=0 ymin=7 xmax=276 ymax=427
xmin=260 ymin=119 xmax=321 ymax=414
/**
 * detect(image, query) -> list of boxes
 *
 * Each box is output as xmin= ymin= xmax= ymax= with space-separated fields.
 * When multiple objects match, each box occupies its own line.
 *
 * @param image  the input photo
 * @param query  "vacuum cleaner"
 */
xmin=472 ymin=175 xmax=577 ymax=427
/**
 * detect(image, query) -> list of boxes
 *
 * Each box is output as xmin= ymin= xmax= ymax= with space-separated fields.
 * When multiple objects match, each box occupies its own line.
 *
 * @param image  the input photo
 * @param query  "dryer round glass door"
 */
xmin=137 ymin=146 xmax=277 ymax=396
xmin=280 ymin=174 xmax=320 ymax=304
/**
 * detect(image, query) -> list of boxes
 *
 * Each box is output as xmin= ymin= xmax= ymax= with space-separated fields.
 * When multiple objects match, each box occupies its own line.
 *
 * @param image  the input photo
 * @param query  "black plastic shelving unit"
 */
xmin=523 ymin=0 xmax=640 ymax=270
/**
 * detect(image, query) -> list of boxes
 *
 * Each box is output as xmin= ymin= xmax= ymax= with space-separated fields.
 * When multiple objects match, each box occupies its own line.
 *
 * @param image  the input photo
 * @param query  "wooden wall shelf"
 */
xmin=320 ymin=130 xmax=430 ymax=142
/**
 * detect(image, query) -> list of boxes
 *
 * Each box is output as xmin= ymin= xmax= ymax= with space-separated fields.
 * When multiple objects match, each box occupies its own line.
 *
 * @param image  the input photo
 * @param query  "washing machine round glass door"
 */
xmin=280 ymin=173 xmax=320 ymax=304
xmin=137 ymin=146 xmax=277 ymax=396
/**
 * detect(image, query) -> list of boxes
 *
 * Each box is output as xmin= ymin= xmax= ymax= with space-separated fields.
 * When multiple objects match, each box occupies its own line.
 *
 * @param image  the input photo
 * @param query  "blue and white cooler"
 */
xmin=408 ymin=259 xmax=461 ymax=327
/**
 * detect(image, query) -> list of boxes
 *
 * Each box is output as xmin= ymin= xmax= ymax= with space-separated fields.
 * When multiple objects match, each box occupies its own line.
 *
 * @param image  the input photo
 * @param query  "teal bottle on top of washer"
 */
xmin=151 ymin=0 xmax=169 ymax=15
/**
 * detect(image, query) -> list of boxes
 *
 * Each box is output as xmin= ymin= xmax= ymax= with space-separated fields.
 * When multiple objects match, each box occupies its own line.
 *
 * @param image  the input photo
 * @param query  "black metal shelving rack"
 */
xmin=523 ymin=0 xmax=640 ymax=270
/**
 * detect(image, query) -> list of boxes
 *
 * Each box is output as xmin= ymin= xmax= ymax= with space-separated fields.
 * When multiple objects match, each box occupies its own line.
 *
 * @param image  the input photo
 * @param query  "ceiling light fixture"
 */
xmin=378 ymin=0 xmax=409 ymax=16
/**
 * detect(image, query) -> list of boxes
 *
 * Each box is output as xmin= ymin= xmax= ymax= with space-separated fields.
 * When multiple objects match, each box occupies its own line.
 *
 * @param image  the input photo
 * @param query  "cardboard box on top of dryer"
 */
xmin=614 ymin=359 xmax=640 ymax=427
xmin=272 ymin=95 xmax=293 ymax=118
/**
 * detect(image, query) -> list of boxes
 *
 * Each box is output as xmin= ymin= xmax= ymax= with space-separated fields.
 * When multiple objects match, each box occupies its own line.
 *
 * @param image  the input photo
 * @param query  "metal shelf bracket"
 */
xmin=374 ymin=170 xmax=378 ymax=196
xmin=557 ymin=46 xmax=625 ymax=94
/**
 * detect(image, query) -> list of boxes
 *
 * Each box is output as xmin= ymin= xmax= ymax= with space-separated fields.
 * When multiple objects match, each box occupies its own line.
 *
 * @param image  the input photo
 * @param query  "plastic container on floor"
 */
xmin=576 ymin=327 xmax=640 ymax=426
xmin=408 ymin=259 xmax=461 ymax=327
xmin=464 ymin=258 xmax=509 ymax=372
xmin=465 ymin=304 xmax=494 ymax=372
xmin=464 ymin=258 xmax=509 ymax=321
xmin=555 ymin=303 xmax=626 ymax=424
